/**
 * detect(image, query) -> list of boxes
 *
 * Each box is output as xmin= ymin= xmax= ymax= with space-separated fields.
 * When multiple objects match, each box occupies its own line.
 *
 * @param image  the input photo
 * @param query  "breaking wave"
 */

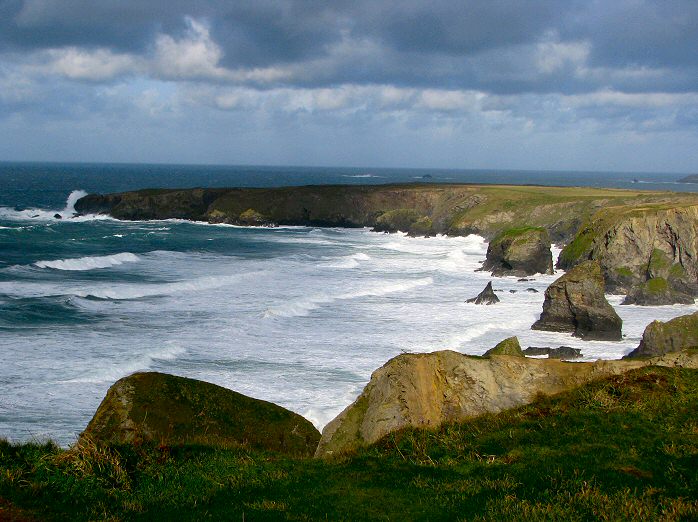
xmin=34 ymin=252 xmax=140 ymax=271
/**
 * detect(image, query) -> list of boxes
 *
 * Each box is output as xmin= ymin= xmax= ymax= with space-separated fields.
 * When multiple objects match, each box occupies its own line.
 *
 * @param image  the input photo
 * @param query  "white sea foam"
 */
xmin=34 ymin=252 xmax=140 ymax=271
xmin=264 ymin=277 xmax=433 ymax=318
xmin=59 ymin=345 xmax=186 ymax=384
xmin=341 ymin=174 xmax=384 ymax=178
xmin=320 ymin=252 xmax=372 ymax=269
xmin=0 ymin=190 xmax=111 ymax=222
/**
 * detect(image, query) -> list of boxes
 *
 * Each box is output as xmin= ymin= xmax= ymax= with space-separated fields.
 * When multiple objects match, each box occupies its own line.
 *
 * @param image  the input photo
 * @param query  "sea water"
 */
xmin=1 ymin=162 xmax=697 ymax=446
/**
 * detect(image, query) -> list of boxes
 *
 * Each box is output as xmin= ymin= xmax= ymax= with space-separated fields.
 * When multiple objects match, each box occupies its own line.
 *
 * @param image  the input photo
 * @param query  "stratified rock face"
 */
xmin=558 ymin=205 xmax=698 ymax=303
xmin=482 ymin=227 xmax=554 ymax=276
xmin=484 ymin=337 xmax=523 ymax=357
xmin=622 ymin=278 xmax=695 ymax=305
xmin=466 ymin=281 xmax=500 ymax=305
xmin=625 ymin=311 xmax=698 ymax=359
xmin=531 ymin=261 xmax=622 ymax=340
xmin=82 ymin=372 xmax=320 ymax=455
xmin=315 ymin=349 xmax=698 ymax=457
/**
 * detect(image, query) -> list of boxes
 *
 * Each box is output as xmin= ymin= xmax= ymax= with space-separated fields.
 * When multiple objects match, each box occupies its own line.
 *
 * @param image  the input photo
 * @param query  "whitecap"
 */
xmin=58 ymin=345 xmax=186 ymax=384
xmin=264 ymin=277 xmax=433 ymax=318
xmin=34 ymin=252 xmax=140 ymax=271
xmin=0 ymin=190 xmax=110 ymax=222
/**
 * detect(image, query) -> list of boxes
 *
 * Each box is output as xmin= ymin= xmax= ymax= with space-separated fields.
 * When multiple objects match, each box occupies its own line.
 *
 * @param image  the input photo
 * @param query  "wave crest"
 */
xmin=35 ymin=252 xmax=140 ymax=271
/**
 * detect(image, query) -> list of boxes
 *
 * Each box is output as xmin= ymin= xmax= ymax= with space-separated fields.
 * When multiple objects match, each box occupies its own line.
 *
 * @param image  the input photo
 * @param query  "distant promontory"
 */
xmin=679 ymin=174 xmax=698 ymax=183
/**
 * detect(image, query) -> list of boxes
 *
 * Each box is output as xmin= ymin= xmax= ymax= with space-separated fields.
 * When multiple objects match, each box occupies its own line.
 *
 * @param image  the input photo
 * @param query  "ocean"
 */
xmin=1 ymin=162 xmax=697 ymax=447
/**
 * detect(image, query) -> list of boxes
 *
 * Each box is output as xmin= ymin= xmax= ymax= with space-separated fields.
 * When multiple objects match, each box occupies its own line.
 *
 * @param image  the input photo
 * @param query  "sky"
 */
xmin=1 ymin=0 xmax=698 ymax=172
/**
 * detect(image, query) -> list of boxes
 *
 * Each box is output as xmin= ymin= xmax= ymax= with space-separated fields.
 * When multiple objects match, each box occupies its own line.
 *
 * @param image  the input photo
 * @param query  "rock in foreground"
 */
xmin=82 ymin=372 xmax=320 ymax=455
xmin=625 ymin=311 xmax=698 ymax=359
xmin=481 ymin=227 xmax=554 ymax=277
xmin=466 ymin=281 xmax=500 ymax=305
xmin=532 ymin=260 xmax=622 ymax=340
xmin=315 ymin=349 xmax=698 ymax=457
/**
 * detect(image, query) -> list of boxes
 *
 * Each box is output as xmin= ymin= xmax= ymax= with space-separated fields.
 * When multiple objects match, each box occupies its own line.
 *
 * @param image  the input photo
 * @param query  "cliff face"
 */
xmin=481 ymin=227 xmax=553 ymax=276
xmin=315 ymin=350 xmax=698 ymax=457
xmin=75 ymin=184 xmax=688 ymax=241
xmin=558 ymin=205 xmax=698 ymax=301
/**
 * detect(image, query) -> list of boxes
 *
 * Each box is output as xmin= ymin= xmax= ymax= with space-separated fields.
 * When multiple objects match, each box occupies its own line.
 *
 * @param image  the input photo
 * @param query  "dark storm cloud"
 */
xmin=2 ymin=0 xmax=698 ymax=93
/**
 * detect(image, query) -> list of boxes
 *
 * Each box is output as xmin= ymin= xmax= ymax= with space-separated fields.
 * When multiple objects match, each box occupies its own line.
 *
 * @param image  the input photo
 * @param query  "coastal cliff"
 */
xmin=75 ymin=183 xmax=693 ymax=241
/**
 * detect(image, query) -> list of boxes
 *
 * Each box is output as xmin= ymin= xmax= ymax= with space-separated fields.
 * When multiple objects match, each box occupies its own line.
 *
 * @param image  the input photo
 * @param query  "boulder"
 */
xmin=466 ymin=281 xmax=500 ymax=305
xmin=624 ymin=311 xmax=698 ymax=359
xmin=481 ymin=227 xmax=554 ymax=277
xmin=621 ymin=277 xmax=694 ymax=305
xmin=315 ymin=349 xmax=698 ymax=457
xmin=531 ymin=261 xmax=622 ymax=340
xmin=523 ymin=346 xmax=582 ymax=359
xmin=484 ymin=336 xmax=524 ymax=357
xmin=82 ymin=372 xmax=320 ymax=455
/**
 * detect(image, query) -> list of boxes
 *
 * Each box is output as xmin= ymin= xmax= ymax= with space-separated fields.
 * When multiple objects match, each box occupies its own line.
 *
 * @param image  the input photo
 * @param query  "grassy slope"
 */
xmin=2 ymin=366 xmax=697 ymax=521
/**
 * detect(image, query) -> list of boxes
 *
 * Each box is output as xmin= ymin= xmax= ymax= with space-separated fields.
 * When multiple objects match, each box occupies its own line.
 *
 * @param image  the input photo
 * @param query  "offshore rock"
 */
xmin=482 ymin=227 xmax=554 ymax=277
xmin=82 ymin=372 xmax=320 ymax=455
xmin=315 ymin=349 xmax=698 ymax=457
xmin=622 ymin=278 xmax=695 ymax=305
xmin=523 ymin=346 xmax=583 ymax=359
xmin=466 ymin=281 xmax=500 ymax=305
xmin=484 ymin=336 xmax=524 ymax=357
xmin=557 ymin=204 xmax=698 ymax=303
xmin=625 ymin=311 xmax=698 ymax=359
xmin=532 ymin=261 xmax=622 ymax=340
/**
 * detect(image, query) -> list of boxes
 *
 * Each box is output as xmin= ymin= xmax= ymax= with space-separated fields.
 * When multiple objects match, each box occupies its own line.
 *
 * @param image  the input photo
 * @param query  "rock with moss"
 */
xmin=557 ymin=205 xmax=698 ymax=303
xmin=466 ymin=281 xmax=499 ymax=305
xmin=315 ymin=349 xmax=698 ymax=457
xmin=625 ymin=311 xmax=698 ymax=359
xmin=532 ymin=260 xmax=622 ymax=340
xmin=82 ymin=372 xmax=320 ymax=455
xmin=622 ymin=277 xmax=695 ymax=305
xmin=484 ymin=337 xmax=524 ymax=357
xmin=481 ymin=227 xmax=553 ymax=277
xmin=236 ymin=208 xmax=274 ymax=226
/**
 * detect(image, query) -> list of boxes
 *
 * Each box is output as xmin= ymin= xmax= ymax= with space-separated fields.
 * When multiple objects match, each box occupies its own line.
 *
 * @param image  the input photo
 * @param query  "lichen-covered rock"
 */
xmin=466 ymin=281 xmax=500 ymax=305
xmin=315 ymin=349 xmax=698 ymax=457
xmin=82 ymin=372 xmax=320 ymax=455
xmin=558 ymin=205 xmax=698 ymax=303
xmin=621 ymin=277 xmax=695 ymax=305
xmin=625 ymin=311 xmax=698 ymax=359
xmin=531 ymin=261 xmax=622 ymax=340
xmin=482 ymin=227 xmax=554 ymax=276
xmin=484 ymin=337 xmax=523 ymax=357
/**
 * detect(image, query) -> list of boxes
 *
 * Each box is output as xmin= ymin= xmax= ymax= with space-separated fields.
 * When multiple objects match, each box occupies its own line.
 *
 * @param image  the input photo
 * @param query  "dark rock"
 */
xmin=624 ymin=311 xmax=698 ymax=359
xmin=532 ymin=260 xmax=622 ymax=340
xmin=518 ymin=278 xmax=532 ymax=282
xmin=53 ymin=213 xmax=62 ymax=219
xmin=523 ymin=346 xmax=582 ymax=359
xmin=467 ymin=282 xmax=500 ymax=305
xmin=482 ymin=227 xmax=554 ymax=277
xmin=484 ymin=337 xmax=524 ymax=357
xmin=82 ymin=372 xmax=320 ymax=455
xmin=509 ymin=290 xmax=517 ymax=293
xmin=621 ymin=277 xmax=694 ymax=305
xmin=526 ymin=288 xmax=539 ymax=293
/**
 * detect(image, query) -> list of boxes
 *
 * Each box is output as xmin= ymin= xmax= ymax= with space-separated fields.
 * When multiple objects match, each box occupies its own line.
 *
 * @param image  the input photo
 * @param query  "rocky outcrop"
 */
xmin=315 ymin=349 xmax=698 ymax=457
xmin=531 ymin=261 xmax=622 ymax=340
xmin=625 ymin=311 xmax=698 ymax=359
xmin=82 ymin=372 xmax=320 ymax=455
xmin=622 ymin=277 xmax=695 ymax=305
xmin=484 ymin=337 xmax=523 ymax=357
xmin=466 ymin=282 xmax=499 ymax=305
xmin=523 ymin=346 xmax=582 ymax=359
xmin=481 ymin=227 xmax=554 ymax=276
xmin=558 ymin=205 xmax=698 ymax=303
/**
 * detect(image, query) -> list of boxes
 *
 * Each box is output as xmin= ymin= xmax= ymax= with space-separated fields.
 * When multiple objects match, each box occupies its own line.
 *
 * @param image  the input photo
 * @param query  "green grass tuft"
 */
xmin=2 ymin=366 xmax=698 ymax=520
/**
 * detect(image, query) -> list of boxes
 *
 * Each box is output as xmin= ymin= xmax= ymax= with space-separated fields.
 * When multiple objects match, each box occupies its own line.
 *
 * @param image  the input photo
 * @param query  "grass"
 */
xmin=2 ymin=366 xmax=698 ymax=521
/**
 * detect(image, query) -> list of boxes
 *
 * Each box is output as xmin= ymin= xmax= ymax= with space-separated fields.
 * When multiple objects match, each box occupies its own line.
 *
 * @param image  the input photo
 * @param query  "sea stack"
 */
xmin=467 ymin=281 xmax=500 ymax=305
xmin=532 ymin=260 xmax=622 ymax=340
xmin=481 ymin=227 xmax=554 ymax=277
